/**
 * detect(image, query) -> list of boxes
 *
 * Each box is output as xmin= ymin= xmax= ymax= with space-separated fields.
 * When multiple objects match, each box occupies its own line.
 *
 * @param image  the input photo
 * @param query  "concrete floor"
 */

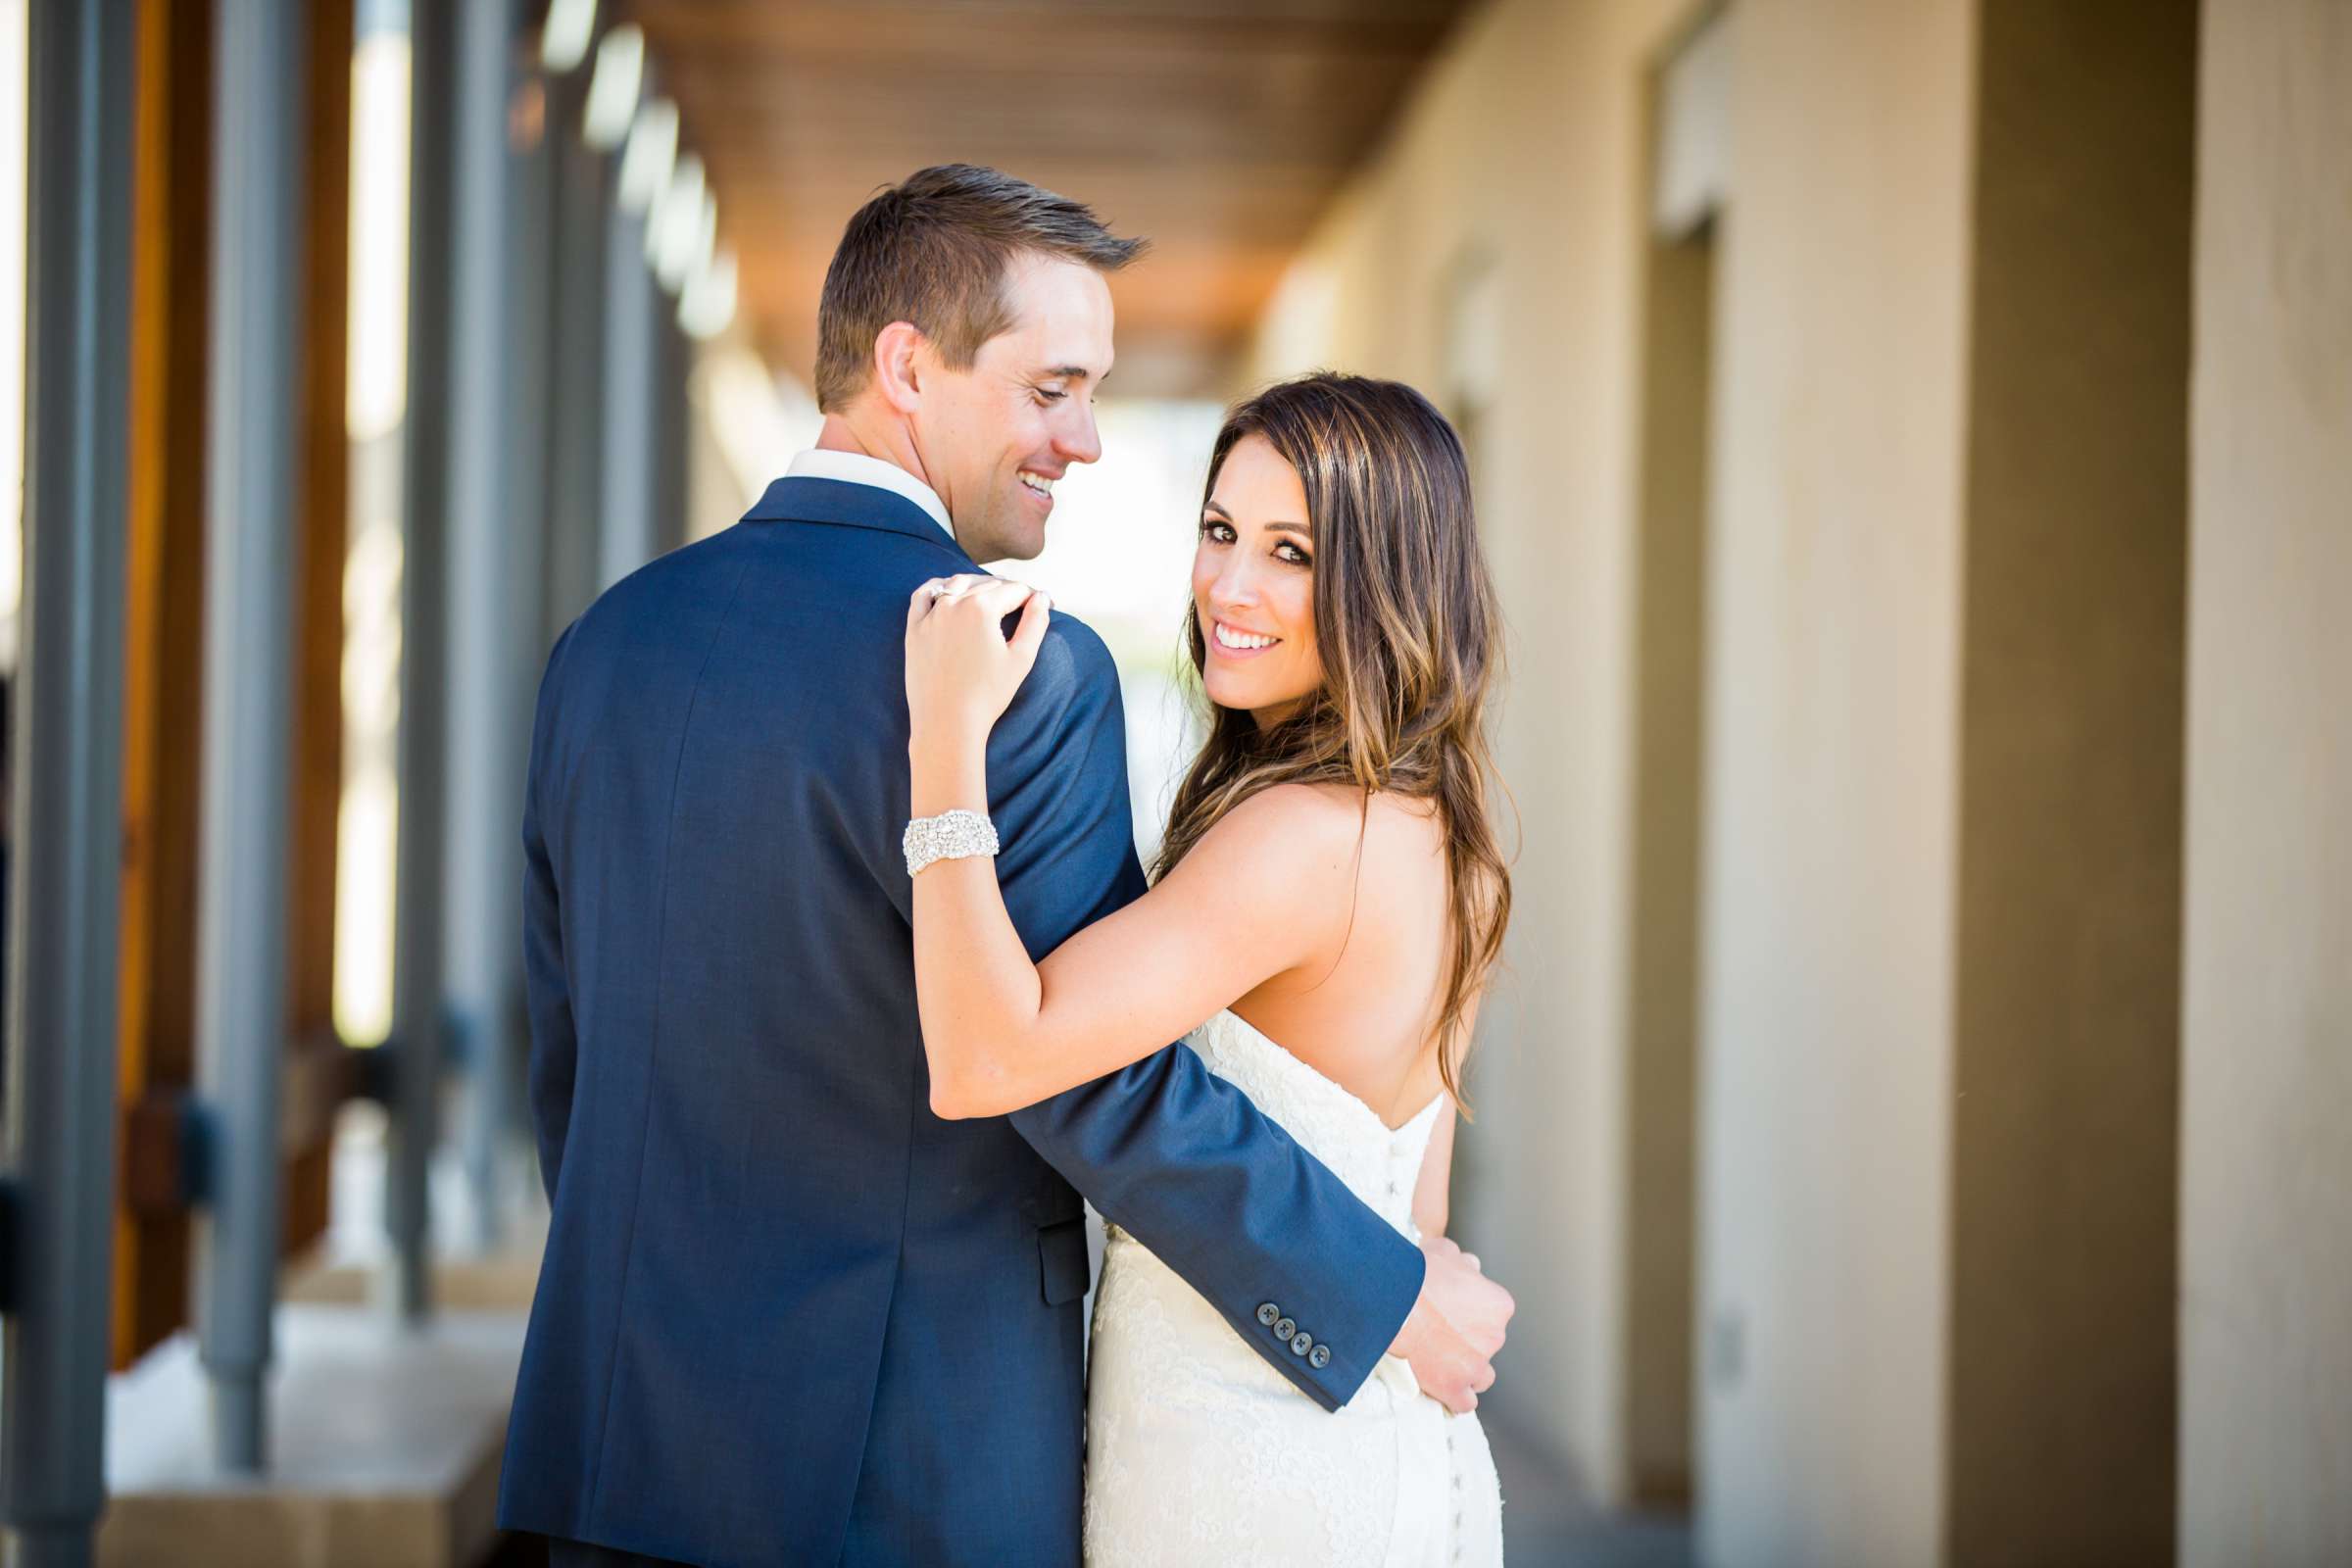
xmin=1485 ymin=1416 xmax=1695 ymax=1566
xmin=100 ymin=1299 xmax=1687 ymax=1567
xmin=485 ymin=1413 xmax=1693 ymax=1568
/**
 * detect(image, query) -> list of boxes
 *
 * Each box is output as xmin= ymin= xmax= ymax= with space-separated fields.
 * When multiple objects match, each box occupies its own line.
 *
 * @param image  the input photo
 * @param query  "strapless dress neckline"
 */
xmin=1183 ymin=1007 xmax=1446 ymax=1234
xmin=1214 ymin=1006 xmax=1447 ymax=1133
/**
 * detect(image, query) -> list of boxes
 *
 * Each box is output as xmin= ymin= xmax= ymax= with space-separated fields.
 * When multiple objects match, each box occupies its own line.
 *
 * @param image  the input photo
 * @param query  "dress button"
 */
xmin=1274 ymin=1317 xmax=1297 ymax=1342
xmin=1289 ymin=1331 xmax=1312 ymax=1357
xmin=1309 ymin=1344 xmax=1331 ymax=1370
xmin=1256 ymin=1301 xmax=1281 ymax=1327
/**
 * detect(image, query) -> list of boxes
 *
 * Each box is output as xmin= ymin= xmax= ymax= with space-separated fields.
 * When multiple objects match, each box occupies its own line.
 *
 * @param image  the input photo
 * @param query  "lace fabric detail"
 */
xmin=1083 ymin=1010 xmax=1504 ymax=1566
xmin=1184 ymin=1008 xmax=1447 ymax=1234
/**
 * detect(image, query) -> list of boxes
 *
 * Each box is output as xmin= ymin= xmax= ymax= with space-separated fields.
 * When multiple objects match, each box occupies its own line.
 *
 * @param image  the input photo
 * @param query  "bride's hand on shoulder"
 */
xmin=905 ymin=573 xmax=1053 ymax=744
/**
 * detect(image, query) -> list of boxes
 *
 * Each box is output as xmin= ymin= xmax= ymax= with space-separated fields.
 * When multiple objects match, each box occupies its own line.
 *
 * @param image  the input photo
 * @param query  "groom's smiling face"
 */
xmin=913 ymin=252 xmax=1114 ymax=563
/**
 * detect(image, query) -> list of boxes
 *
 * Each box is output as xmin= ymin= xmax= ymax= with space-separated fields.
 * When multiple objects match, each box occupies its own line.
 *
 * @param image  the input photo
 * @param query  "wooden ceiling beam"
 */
xmin=610 ymin=0 xmax=1472 ymax=394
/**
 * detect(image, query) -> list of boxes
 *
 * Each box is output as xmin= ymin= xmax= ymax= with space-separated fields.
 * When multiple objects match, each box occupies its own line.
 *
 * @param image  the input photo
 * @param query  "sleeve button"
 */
xmin=1309 ymin=1344 xmax=1332 ymax=1370
xmin=1256 ymin=1302 xmax=1281 ymax=1327
xmin=1274 ymin=1317 xmax=1297 ymax=1342
xmin=1289 ymin=1332 xmax=1312 ymax=1357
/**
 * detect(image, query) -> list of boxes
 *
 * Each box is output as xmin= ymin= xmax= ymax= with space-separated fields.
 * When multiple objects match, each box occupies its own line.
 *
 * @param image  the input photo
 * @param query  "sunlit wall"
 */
xmin=0 ymin=0 xmax=25 ymax=675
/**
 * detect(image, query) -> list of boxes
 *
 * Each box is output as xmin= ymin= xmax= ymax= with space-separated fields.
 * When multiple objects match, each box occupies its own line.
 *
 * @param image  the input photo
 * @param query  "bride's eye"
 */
xmin=1200 ymin=518 xmax=1236 ymax=544
xmin=1276 ymin=542 xmax=1312 ymax=567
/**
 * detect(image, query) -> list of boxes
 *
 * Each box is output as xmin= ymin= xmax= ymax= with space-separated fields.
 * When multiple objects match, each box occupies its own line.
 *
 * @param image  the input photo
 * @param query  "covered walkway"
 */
xmin=2 ymin=2 xmax=2347 ymax=1566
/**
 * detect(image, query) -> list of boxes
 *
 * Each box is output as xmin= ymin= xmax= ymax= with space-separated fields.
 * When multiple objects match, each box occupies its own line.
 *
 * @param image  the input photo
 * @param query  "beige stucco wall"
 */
xmin=2180 ymin=4 xmax=2352 ymax=1563
xmin=1243 ymin=0 xmax=1694 ymax=1499
xmin=1691 ymin=4 xmax=1976 ymax=1562
xmin=1941 ymin=3 xmax=2194 ymax=1559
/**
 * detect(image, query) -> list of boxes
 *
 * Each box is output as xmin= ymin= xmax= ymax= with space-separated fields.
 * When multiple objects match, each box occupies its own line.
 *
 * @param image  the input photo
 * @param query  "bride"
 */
xmin=902 ymin=372 xmax=1512 ymax=1566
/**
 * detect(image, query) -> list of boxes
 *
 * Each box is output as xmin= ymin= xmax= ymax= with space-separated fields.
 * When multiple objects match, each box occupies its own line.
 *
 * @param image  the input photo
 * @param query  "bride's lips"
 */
xmin=1208 ymin=619 xmax=1283 ymax=661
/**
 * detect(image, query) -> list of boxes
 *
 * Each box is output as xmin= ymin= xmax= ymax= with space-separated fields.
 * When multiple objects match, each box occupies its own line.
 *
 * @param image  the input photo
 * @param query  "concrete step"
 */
xmin=278 ymin=1249 xmax=544 ymax=1314
xmin=102 ymin=1305 xmax=525 ymax=1568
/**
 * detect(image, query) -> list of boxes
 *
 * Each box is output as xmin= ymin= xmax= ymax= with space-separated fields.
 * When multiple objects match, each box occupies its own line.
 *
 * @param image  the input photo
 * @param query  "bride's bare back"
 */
xmin=1218 ymin=782 xmax=1466 ymax=1133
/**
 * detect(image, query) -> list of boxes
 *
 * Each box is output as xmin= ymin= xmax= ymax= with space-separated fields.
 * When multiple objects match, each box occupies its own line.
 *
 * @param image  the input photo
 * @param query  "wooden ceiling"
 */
xmin=612 ymin=0 xmax=1477 ymax=396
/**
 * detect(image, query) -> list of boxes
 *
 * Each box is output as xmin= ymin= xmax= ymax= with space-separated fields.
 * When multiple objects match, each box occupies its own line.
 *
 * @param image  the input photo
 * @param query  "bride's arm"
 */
xmin=905 ymin=575 xmax=1357 ymax=1119
xmin=913 ymin=752 xmax=1356 ymax=1119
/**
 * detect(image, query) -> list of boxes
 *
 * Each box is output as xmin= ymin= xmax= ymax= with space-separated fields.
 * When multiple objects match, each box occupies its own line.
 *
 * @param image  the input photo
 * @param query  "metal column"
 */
xmin=448 ymin=0 xmax=540 ymax=1248
xmin=497 ymin=39 xmax=557 ymax=1155
xmin=542 ymin=87 xmax=611 ymax=641
xmin=654 ymin=302 xmax=693 ymax=558
xmin=387 ymin=0 xmax=458 ymax=1324
xmin=597 ymin=206 xmax=661 ymax=589
xmin=0 ymin=0 xmax=136 ymax=1559
xmin=189 ymin=0 xmax=309 ymax=1473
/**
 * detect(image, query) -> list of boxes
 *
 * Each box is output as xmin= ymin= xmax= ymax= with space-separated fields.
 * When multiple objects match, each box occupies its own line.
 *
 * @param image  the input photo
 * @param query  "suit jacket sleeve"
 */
xmin=521 ymin=625 xmax=580 ymax=1202
xmin=981 ymin=618 xmax=1426 ymax=1412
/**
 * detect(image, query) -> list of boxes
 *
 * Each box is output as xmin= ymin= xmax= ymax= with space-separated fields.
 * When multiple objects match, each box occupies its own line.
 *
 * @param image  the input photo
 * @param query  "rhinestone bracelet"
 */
xmin=903 ymin=808 xmax=1000 ymax=878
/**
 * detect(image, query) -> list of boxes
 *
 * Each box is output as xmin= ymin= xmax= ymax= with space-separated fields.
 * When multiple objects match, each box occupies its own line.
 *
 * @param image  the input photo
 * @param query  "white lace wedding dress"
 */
xmin=1083 ymin=1008 xmax=1505 ymax=1565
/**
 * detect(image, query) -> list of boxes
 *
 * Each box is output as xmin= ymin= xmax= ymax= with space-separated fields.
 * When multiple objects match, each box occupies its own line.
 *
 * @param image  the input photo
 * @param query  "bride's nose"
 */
xmin=1208 ymin=554 xmax=1263 ymax=612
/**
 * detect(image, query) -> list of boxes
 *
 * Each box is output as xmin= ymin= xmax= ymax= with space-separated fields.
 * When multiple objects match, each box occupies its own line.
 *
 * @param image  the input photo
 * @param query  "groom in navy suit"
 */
xmin=498 ymin=165 xmax=1512 ymax=1567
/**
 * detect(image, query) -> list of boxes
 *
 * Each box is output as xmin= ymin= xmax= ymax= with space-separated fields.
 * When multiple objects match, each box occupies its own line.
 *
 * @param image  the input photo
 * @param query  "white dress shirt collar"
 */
xmin=785 ymin=448 xmax=956 ymax=543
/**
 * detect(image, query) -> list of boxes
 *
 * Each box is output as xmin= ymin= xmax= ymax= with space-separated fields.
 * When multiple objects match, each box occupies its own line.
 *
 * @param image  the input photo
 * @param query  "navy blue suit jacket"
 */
xmin=496 ymin=476 xmax=1424 ymax=1566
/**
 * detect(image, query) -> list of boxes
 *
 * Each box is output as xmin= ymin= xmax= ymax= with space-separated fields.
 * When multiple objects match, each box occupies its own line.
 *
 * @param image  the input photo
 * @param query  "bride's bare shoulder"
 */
xmin=1182 ymin=783 xmax=1439 ymax=884
xmin=1186 ymin=781 xmax=1363 ymax=864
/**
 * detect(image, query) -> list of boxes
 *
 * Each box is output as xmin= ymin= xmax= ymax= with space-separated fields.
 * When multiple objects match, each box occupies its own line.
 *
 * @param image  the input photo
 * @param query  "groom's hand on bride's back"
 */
xmin=1391 ymin=1237 xmax=1515 ymax=1414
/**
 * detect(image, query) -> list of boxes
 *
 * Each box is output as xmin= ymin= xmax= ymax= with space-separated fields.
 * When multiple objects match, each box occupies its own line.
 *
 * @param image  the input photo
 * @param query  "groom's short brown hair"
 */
xmin=813 ymin=164 xmax=1147 ymax=413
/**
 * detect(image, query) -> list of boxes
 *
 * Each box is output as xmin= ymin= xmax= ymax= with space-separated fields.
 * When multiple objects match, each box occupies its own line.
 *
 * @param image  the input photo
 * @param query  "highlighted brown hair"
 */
xmin=1154 ymin=373 xmax=1513 ymax=1110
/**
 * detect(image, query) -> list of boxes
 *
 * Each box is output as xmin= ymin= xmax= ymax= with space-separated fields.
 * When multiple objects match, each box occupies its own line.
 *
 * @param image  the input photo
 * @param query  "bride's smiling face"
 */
xmin=1193 ymin=434 xmax=1322 ymax=726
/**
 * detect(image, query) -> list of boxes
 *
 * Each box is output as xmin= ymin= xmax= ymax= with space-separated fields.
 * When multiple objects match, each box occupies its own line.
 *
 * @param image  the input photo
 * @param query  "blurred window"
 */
xmin=1653 ymin=6 xmax=1731 ymax=240
xmin=334 ymin=6 xmax=411 ymax=1047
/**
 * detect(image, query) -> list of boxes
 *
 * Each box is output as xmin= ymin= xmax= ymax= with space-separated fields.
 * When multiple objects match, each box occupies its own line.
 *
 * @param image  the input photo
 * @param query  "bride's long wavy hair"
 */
xmin=1152 ymin=372 xmax=1512 ymax=1111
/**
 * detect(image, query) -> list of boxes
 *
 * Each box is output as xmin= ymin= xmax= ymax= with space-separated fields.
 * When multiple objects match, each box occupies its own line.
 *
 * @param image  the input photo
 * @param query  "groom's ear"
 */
xmin=872 ymin=320 xmax=926 ymax=416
